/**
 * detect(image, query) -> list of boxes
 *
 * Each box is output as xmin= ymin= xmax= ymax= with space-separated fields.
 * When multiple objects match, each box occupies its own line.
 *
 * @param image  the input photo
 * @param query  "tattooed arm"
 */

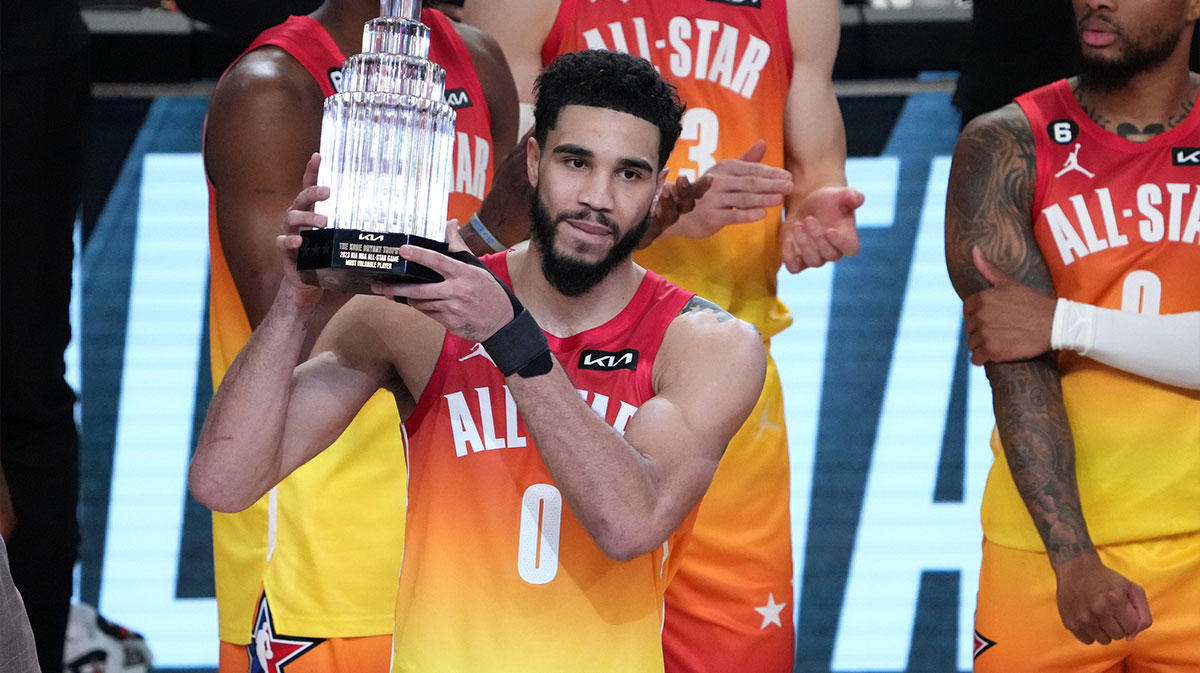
xmin=944 ymin=104 xmax=1152 ymax=645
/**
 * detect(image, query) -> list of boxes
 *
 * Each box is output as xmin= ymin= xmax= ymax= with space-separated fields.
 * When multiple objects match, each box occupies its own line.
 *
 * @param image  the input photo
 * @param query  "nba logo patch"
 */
xmin=248 ymin=596 xmax=323 ymax=673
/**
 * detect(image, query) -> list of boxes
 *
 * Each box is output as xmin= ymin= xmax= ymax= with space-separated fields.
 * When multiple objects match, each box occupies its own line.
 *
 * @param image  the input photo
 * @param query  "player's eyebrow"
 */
xmin=553 ymin=143 xmax=654 ymax=174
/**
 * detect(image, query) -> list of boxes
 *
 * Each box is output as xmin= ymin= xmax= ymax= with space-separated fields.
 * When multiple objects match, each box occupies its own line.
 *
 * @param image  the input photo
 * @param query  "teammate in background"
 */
xmin=191 ymin=49 xmax=767 ymax=673
xmin=945 ymin=0 xmax=1200 ymax=669
xmin=201 ymin=1 xmax=517 ymax=670
xmin=462 ymin=1 xmax=861 ymax=670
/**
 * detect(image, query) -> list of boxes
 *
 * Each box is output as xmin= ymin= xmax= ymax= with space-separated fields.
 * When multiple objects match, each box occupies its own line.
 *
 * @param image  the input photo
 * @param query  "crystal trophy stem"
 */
xmin=297 ymin=0 xmax=457 ymax=293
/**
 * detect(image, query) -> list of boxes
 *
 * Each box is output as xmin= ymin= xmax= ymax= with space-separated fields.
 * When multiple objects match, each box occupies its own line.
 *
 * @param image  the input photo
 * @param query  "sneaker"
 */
xmin=62 ymin=603 xmax=153 ymax=673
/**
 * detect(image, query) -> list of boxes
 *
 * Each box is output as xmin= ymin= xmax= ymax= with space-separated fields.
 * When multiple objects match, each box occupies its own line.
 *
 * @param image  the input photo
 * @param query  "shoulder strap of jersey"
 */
xmin=1014 ymin=79 xmax=1070 ymax=219
xmin=241 ymin=16 xmax=345 ymax=97
xmin=425 ymin=7 xmax=493 ymax=134
xmin=772 ymin=0 xmax=794 ymax=81
xmin=542 ymin=0 xmax=578 ymax=67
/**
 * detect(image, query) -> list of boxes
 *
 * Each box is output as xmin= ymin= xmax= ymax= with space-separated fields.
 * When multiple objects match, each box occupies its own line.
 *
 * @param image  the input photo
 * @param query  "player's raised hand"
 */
xmin=277 ymin=152 xmax=329 ymax=309
xmin=964 ymin=247 xmax=1057 ymax=364
xmin=641 ymin=173 xmax=713 ymax=249
xmin=669 ymin=140 xmax=793 ymax=239
xmin=1054 ymin=552 xmax=1153 ymax=645
xmin=370 ymin=222 xmax=514 ymax=343
xmin=781 ymin=185 xmax=863 ymax=273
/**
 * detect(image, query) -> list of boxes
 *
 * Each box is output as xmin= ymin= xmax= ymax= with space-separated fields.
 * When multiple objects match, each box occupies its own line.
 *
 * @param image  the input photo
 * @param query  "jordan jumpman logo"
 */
xmin=1055 ymin=143 xmax=1095 ymax=178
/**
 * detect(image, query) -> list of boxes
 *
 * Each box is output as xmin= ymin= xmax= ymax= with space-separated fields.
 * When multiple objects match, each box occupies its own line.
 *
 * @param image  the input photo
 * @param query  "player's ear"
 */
xmin=526 ymin=135 xmax=542 ymax=188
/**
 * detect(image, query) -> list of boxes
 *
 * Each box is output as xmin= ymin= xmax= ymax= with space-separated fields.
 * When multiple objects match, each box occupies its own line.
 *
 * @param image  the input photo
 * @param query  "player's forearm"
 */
xmin=1053 ymin=300 xmax=1200 ymax=389
xmin=986 ymin=356 xmax=1095 ymax=569
xmin=784 ymin=81 xmax=847 ymax=217
xmin=505 ymin=362 xmax=675 ymax=561
xmin=190 ymin=286 xmax=316 ymax=512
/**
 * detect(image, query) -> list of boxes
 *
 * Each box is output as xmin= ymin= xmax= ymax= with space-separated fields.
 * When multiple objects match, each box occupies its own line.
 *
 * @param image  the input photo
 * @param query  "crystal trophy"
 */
xmin=296 ymin=0 xmax=456 ymax=293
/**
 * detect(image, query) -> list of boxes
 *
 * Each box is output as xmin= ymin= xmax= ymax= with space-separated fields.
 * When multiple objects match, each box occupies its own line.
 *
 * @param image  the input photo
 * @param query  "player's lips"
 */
xmin=564 ymin=218 xmax=613 ymax=238
xmin=1079 ymin=17 xmax=1118 ymax=47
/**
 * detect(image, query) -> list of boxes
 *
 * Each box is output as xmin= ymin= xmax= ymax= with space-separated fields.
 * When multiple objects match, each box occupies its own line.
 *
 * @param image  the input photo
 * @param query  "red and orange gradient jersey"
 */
xmin=391 ymin=253 xmax=695 ymax=672
xmin=982 ymin=80 xmax=1200 ymax=551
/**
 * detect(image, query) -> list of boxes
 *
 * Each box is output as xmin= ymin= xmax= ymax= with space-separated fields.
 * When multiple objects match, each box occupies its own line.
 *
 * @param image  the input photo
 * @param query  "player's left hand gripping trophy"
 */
xmin=297 ymin=0 xmax=456 ymax=292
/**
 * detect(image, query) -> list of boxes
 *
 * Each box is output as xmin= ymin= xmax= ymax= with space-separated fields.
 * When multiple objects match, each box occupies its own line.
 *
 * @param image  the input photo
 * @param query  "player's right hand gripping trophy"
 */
xmin=297 ymin=0 xmax=457 ymax=292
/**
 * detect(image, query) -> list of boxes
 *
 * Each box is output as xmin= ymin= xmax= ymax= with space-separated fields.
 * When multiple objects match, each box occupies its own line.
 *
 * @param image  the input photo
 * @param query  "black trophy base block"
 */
xmin=296 ymin=228 xmax=449 ymax=295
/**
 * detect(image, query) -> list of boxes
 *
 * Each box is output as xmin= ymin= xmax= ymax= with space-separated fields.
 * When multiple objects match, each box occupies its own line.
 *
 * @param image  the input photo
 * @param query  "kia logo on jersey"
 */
xmin=706 ymin=0 xmax=762 ymax=7
xmin=445 ymin=88 xmax=473 ymax=110
xmin=578 ymin=349 xmax=639 ymax=372
xmin=1172 ymin=147 xmax=1200 ymax=166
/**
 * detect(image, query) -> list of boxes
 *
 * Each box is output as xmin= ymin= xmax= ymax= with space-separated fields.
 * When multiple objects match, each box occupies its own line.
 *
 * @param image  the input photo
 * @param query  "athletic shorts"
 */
xmin=217 ymin=595 xmax=392 ymax=673
xmin=974 ymin=531 xmax=1200 ymax=673
xmin=663 ymin=356 xmax=794 ymax=673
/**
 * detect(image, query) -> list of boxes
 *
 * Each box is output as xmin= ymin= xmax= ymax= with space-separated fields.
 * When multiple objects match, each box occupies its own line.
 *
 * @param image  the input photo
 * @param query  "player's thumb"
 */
xmin=740 ymin=139 xmax=768 ymax=163
xmin=972 ymin=247 xmax=1012 ymax=287
xmin=1126 ymin=584 xmax=1153 ymax=636
xmin=843 ymin=187 xmax=866 ymax=211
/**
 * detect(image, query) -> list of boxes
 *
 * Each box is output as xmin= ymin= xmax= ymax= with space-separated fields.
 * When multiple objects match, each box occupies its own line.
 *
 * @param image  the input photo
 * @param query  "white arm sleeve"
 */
xmin=1051 ymin=298 xmax=1200 ymax=390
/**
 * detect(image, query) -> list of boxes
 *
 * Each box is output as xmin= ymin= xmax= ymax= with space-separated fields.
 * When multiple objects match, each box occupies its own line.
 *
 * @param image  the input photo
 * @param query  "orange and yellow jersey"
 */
xmin=543 ymin=0 xmax=794 ymax=339
xmin=206 ymin=10 xmax=496 ymax=643
xmin=983 ymin=79 xmax=1200 ymax=551
xmin=392 ymin=252 xmax=696 ymax=672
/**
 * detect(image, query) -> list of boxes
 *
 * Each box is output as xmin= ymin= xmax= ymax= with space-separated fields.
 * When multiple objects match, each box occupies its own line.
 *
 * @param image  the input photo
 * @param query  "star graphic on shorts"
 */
xmin=753 ymin=593 xmax=787 ymax=630
xmin=973 ymin=629 xmax=997 ymax=659
xmin=247 ymin=596 xmax=322 ymax=673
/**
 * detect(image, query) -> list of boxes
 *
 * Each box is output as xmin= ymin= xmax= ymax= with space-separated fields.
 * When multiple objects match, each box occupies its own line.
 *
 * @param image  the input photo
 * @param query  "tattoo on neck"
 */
xmin=1073 ymin=83 xmax=1196 ymax=139
xmin=1116 ymin=122 xmax=1166 ymax=139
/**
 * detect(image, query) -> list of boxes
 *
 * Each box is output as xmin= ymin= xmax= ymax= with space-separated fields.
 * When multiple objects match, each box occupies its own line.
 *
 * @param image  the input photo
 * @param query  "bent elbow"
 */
xmin=594 ymin=526 xmax=663 ymax=563
xmin=188 ymin=465 xmax=255 ymax=514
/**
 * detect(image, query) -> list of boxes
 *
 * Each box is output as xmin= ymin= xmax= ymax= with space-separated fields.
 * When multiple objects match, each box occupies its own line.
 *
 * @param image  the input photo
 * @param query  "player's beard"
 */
xmin=528 ymin=188 xmax=650 ymax=298
xmin=1077 ymin=12 xmax=1180 ymax=92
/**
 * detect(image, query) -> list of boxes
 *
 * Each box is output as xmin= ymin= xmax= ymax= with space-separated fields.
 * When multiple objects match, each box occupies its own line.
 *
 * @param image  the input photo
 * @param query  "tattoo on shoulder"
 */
xmin=680 ymin=296 xmax=734 ymax=323
xmin=946 ymin=106 xmax=1050 ymax=296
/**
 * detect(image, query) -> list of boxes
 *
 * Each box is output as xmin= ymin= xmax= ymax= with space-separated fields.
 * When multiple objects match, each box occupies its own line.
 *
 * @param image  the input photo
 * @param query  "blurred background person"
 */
xmin=199 ymin=0 xmax=516 ymax=670
xmin=1 ymin=1 xmax=89 ymax=670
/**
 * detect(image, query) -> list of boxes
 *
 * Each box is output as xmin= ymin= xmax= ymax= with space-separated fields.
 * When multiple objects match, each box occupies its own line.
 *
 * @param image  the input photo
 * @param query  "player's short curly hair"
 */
xmin=533 ymin=50 xmax=685 ymax=169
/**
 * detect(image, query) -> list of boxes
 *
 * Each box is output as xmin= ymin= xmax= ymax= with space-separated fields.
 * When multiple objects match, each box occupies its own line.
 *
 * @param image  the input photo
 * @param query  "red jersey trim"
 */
xmin=773 ymin=0 xmax=794 ymax=82
xmin=403 ymin=331 xmax=451 ymax=435
xmin=543 ymin=0 xmax=578 ymax=67
xmin=1014 ymin=82 xmax=1056 ymax=224
xmin=241 ymin=16 xmax=345 ymax=97
xmin=1018 ymin=78 xmax=1200 ymax=217
xmin=424 ymin=7 xmax=493 ymax=135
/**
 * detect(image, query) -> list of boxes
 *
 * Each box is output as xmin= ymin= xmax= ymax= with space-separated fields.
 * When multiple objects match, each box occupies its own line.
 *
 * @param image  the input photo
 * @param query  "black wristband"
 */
xmin=482 ymin=309 xmax=553 ymax=377
xmin=448 ymin=249 xmax=553 ymax=377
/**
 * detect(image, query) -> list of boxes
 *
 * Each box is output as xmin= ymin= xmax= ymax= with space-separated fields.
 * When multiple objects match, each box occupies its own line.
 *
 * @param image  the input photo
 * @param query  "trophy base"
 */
xmin=296 ymin=228 xmax=449 ymax=295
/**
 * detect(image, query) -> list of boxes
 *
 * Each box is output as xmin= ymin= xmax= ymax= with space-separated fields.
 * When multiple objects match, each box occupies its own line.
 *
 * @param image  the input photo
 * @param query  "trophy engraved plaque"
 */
xmin=297 ymin=0 xmax=456 ymax=293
